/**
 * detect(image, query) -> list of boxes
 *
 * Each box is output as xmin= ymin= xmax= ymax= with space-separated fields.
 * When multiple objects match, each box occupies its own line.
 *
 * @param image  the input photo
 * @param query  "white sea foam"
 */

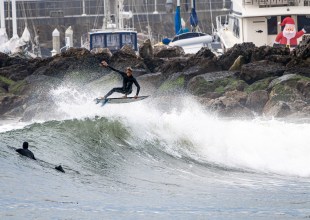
xmin=0 ymin=119 xmax=29 ymax=133
xmin=3 ymin=83 xmax=310 ymax=177
xmin=49 ymin=84 xmax=310 ymax=177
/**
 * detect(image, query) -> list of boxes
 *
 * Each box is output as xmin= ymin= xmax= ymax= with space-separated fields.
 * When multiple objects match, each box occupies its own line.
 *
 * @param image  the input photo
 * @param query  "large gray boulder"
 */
xmin=240 ymin=60 xmax=286 ymax=84
xmin=139 ymin=39 xmax=154 ymax=59
xmin=251 ymin=45 xmax=290 ymax=63
xmin=0 ymin=94 xmax=25 ymax=117
xmin=294 ymin=35 xmax=310 ymax=60
xmin=137 ymin=72 xmax=164 ymax=88
xmin=245 ymin=90 xmax=269 ymax=113
xmin=262 ymin=74 xmax=310 ymax=117
xmin=263 ymin=101 xmax=291 ymax=118
xmin=217 ymin=42 xmax=256 ymax=70
xmin=154 ymin=45 xmax=185 ymax=58
xmin=187 ymin=71 xmax=244 ymax=97
xmin=204 ymin=90 xmax=254 ymax=118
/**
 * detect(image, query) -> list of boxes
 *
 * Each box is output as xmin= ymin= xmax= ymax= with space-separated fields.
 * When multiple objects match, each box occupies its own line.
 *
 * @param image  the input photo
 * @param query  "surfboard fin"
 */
xmin=101 ymin=99 xmax=108 ymax=106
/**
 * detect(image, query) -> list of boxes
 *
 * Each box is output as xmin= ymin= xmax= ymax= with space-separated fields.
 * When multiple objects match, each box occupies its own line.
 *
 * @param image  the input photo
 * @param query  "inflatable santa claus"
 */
xmin=274 ymin=17 xmax=306 ymax=49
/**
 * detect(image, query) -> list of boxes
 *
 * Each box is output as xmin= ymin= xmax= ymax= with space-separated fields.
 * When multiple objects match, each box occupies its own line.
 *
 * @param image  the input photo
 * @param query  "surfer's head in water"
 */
xmin=23 ymin=142 xmax=28 ymax=149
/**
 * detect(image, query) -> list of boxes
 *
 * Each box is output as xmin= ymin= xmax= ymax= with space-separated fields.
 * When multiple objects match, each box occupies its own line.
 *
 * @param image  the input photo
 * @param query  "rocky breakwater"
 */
xmin=1 ymin=36 xmax=310 ymax=121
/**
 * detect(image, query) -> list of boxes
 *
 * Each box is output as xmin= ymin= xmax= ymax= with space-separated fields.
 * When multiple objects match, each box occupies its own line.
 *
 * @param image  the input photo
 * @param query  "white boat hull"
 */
xmin=169 ymin=35 xmax=213 ymax=54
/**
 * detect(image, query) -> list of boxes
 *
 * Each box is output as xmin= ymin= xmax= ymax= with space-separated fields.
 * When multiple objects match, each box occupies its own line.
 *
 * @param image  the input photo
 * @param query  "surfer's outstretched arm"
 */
xmin=100 ymin=61 xmax=126 ymax=77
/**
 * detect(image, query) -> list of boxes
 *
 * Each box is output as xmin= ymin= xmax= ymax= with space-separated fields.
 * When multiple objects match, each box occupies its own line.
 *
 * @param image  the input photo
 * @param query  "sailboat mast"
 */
xmin=103 ymin=0 xmax=106 ymax=29
xmin=118 ymin=0 xmax=124 ymax=29
xmin=103 ymin=0 xmax=115 ymax=30
xmin=0 ymin=0 xmax=5 ymax=29
xmin=175 ymin=0 xmax=181 ymax=35
xmin=12 ymin=0 xmax=18 ymax=38
xmin=209 ymin=0 xmax=213 ymax=28
xmin=0 ymin=0 xmax=8 ymax=44
xmin=82 ymin=0 xmax=86 ymax=16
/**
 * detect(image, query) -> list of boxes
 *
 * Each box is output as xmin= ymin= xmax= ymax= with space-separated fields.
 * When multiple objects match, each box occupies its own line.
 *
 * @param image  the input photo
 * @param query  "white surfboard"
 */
xmin=95 ymin=96 xmax=149 ymax=105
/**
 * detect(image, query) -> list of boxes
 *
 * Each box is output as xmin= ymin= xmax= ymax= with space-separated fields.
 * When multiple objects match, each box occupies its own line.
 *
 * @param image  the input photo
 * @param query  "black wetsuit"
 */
xmin=16 ymin=148 xmax=36 ymax=160
xmin=104 ymin=65 xmax=140 ymax=98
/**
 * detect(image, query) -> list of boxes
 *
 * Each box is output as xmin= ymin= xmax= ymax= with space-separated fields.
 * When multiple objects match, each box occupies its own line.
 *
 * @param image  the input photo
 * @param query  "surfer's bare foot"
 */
xmin=122 ymin=95 xmax=127 ymax=98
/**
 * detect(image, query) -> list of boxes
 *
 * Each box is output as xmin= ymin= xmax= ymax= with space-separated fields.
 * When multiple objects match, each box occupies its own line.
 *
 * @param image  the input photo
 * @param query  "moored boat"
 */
xmin=81 ymin=0 xmax=138 ymax=53
xmin=215 ymin=0 xmax=310 ymax=52
xmin=168 ymin=0 xmax=214 ymax=54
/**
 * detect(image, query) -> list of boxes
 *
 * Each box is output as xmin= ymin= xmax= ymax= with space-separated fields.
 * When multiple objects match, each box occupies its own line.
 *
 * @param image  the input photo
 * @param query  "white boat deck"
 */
xmin=218 ymin=28 xmax=241 ymax=49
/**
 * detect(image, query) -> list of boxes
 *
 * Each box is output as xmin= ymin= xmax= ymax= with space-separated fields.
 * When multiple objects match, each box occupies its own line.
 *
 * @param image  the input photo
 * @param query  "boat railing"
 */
xmin=243 ymin=0 xmax=310 ymax=7
xmin=90 ymin=27 xmax=136 ymax=32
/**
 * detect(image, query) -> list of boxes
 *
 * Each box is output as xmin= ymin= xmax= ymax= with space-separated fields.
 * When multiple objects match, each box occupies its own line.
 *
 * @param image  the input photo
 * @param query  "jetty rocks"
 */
xmin=1 ymin=35 xmax=310 ymax=120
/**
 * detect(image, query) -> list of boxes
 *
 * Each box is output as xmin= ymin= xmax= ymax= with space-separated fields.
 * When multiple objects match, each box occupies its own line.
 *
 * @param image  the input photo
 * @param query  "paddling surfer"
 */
xmin=16 ymin=142 xmax=36 ymax=160
xmin=99 ymin=61 xmax=140 ymax=100
xmin=14 ymin=142 xmax=67 ymax=173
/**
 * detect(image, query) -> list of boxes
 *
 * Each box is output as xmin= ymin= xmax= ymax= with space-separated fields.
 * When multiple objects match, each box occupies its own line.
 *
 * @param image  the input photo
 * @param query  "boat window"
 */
xmin=121 ymin=34 xmax=136 ymax=49
xmin=233 ymin=18 xmax=240 ymax=38
xmin=91 ymin=34 xmax=105 ymax=48
xmin=297 ymin=15 xmax=310 ymax=31
xmin=171 ymin=32 xmax=206 ymax=42
xmin=106 ymin=34 xmax=120 ymax=50
xmin=267 ymin=16 xmax=278 ymax=35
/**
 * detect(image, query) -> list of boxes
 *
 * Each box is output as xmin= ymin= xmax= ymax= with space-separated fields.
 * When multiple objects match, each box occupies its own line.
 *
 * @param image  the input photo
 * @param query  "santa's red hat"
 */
xmin=279 ymin=17 xmax=295 ymax=26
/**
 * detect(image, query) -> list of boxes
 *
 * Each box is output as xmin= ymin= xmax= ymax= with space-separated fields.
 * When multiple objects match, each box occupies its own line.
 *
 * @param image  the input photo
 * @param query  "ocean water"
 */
xmin=1 ymin=85 xmax=310 ymax=219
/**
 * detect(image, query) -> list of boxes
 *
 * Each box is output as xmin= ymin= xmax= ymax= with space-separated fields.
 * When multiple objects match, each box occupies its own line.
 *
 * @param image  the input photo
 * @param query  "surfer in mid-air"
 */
xmin=99 ymin=60 xmax=140 ymax=100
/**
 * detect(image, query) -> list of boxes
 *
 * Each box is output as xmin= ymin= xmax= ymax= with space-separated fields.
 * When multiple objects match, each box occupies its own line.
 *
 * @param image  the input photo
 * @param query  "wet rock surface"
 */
xmin=1 ymin=39 xmax=310 ymax=120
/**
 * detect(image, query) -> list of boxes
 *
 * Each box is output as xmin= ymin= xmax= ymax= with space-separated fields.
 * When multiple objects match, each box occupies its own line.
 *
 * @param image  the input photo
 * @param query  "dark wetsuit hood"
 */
xmin=23 ymin=142 xmax=29 ymax=149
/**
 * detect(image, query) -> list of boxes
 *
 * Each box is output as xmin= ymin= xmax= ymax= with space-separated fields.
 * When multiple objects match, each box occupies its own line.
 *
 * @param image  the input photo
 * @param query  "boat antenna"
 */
xmin=144 ymin=0 xmax=152 ymax=40
xmin=209 ymin=0 xmax=214 ymax=33
xmin=115 ymin=0 xmax=124 ymax=30
xmin=103 ymin=0 xmax=107 ymax=30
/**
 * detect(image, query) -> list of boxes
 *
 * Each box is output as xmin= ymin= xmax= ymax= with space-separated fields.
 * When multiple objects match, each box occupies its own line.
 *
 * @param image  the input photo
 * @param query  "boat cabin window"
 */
xmin=267 ymin=16 xmax=278 ymax=35
xmin=106 ymin=34 xmax=120 ymax=50
xmin=297 ymin=15 xmax=310 ymax=31
xmin=90 ymin=32 xmax=137 ymax=51
xmin=171 ymin=32 xmax=206 ymax=42
xmin=91 ymin=35 xmax=105 ymax=49
xmin=121 ymin=34 xmax=136 ymax=49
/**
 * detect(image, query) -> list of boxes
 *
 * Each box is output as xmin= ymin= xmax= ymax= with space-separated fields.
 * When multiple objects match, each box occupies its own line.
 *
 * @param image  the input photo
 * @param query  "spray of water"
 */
xmin=47 ymin=84 xmax=310 ymax=177
xmin=2 ymin=83 xmax=310 ymax=177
